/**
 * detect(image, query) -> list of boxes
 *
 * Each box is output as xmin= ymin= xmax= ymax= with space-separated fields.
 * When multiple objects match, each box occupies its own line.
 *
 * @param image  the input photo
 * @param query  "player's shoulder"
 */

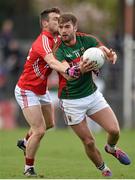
xmin=31 ymin=36 xmax=40 ymax=51
xmin=33 ymin=31 xmax=53 ymax=45
xmin=76 ymin=32 xmax=98 ymax=40
xmin=76 ymin=32 xmax=88 ymax=37
xmin=32 ymin=31 xmax=52 ymax=47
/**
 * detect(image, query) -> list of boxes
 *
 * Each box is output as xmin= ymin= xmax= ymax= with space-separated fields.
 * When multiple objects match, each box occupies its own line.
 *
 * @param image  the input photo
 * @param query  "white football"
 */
xmin=83 ymin=47 xmax=105 ymax=68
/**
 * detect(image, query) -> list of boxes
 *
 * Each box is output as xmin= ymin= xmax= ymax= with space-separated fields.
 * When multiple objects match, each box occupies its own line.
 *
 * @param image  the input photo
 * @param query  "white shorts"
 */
xmin=15 ymin=85 xmax=52 ymax=109
xmin=60 ymin=90 xmax=109 ymax=125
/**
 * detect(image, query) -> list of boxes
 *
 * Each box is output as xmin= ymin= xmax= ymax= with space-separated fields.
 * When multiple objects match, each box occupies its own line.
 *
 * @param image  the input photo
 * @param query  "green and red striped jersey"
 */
xmin=55 ymin=32 xmax=103 ymax=99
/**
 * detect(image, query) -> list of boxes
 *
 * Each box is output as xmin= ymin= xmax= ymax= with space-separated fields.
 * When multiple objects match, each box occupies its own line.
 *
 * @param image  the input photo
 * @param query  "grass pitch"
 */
xmin=0 ymin=128 xmax=134 ymax=179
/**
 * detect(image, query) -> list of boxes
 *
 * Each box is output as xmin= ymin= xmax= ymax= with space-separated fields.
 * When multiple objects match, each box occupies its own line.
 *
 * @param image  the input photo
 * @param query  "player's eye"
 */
xmin=59 ymin=26 xmax=63 ymax=29
xmin=65 ymin=25 xmax=70 ymax=28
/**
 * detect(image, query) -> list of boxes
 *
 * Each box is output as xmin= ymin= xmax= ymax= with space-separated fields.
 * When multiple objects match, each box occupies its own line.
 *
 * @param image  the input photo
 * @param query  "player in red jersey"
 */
xmin=15 ymin=8 xmax=80 ymax=177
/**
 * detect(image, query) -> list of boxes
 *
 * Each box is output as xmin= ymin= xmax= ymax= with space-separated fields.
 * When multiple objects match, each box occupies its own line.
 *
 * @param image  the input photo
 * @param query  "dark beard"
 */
xmin=62 ymin=34 xmax=74 ymax=43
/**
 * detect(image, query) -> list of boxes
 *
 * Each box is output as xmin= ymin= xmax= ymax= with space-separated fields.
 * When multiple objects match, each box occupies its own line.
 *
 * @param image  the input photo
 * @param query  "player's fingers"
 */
xmin=80 ymin=56 xmax=83 ymax=61
xmin=109 ymin=48 xmax=113 ymax=53
xmin=82 ymin=58 xmax=90 ymax=65
xmin=112 ymin=53 xmax=117 ymax=64
xmin=83 ymin=61 xmax=97 ymax=71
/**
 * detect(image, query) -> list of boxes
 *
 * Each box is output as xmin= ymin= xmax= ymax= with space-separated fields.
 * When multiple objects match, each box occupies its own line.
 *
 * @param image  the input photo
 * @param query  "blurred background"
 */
xmin=0 ymin=0 xmax=135 ymax=130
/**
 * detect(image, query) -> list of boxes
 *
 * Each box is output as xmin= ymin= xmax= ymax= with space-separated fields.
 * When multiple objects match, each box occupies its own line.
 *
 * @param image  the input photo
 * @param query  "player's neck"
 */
xmin=65 ymin=37 xmax=76 ymax=46
xmin=42 ymin=28 xmax=58 ymax=38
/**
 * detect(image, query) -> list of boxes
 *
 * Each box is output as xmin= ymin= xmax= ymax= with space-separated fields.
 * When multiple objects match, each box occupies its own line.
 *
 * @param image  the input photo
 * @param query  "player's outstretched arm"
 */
xmin=44 ymin=53 xmax=80 ymax=78
xmin=45 ymin=53 xmax=69 ymax=71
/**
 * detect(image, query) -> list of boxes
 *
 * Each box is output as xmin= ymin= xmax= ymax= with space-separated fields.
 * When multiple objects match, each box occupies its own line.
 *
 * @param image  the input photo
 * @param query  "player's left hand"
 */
xmin=99 ymin=46 xmax=117 ymax=64
xmin=65 ymin=65 xmax=81 ymax=78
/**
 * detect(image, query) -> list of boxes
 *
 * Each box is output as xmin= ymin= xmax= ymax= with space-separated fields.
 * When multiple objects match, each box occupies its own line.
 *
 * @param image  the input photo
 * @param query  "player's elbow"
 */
xmin=47 ymin=58 xmax=59 ymax=70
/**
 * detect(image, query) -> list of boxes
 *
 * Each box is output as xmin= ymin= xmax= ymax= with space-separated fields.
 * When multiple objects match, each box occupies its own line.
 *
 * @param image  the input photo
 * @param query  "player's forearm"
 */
xmin=45 ymin=53 xmax=81 ymax=78
xmin=49 ymin=59 xmax=69 ymax=72
xmin=45 ymin=53 xmax=69 ymax=73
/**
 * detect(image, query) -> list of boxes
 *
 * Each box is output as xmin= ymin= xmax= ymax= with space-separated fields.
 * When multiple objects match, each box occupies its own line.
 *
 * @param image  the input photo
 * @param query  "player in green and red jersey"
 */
xmin=55 ymin=13 xmax=131 ymax=177
xmin=56 ymin=31 xmax=101 ymax=99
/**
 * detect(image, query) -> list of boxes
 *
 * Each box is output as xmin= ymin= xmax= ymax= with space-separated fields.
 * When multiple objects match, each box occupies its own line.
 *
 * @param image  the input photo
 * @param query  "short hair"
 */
xmin=58 ymin=13 xmax=78 ymax=26
xmin=40 ymin=7 xmax=60 ymax=21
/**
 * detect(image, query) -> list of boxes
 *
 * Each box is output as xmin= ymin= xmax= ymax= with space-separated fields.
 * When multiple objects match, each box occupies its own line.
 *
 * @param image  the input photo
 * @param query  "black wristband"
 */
xmin=65 ymin=68 xmax=70 ymax=75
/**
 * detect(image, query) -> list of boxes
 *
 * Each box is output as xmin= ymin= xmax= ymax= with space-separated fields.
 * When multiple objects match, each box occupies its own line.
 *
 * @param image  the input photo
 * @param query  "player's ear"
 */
xmin=41 ymin=19 xmax=48 ymax=28
xmin=74 ymin=25 xmax=78 ymax=32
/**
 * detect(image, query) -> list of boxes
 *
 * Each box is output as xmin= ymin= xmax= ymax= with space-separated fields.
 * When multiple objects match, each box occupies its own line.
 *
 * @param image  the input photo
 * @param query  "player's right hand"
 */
xmin=80 ymin=57 xmax=98 ymax=74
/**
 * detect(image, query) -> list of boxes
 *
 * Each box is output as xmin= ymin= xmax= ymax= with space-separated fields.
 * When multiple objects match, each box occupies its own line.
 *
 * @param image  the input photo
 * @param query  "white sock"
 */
xmin=23 ymin=138 xmax=27 ymax=146
xmin=25 ymin=165 xmax=34 ymax=172
xmin=102 ymin=166 xmax=111 ymax=172
xmin=107 ymin=144 xmax=116 ymax=153
xmin=98 ymin=162 xmax=108 ymax=171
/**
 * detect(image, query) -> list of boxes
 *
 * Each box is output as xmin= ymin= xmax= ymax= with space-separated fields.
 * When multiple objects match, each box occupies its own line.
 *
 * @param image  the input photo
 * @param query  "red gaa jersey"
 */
xmin=17 ymin=31 xmax=58 ymax=95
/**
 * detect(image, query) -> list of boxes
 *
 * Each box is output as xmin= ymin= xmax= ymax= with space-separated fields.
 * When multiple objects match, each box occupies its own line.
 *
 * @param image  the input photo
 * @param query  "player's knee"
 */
xmin=83 ymin=137 xmax=95 ymax=149
xmin=86 ymin=140 xmax=96 ymax=149
xmin=109 ymin=127 xmax=120 ymax=137
xmin=35 ymin=128 xmax=46 ymax=139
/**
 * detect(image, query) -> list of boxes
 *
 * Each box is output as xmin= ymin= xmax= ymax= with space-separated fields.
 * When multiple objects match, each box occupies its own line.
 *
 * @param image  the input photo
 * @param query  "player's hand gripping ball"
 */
xmin=83 ymin=47 xmax=105 ymax=68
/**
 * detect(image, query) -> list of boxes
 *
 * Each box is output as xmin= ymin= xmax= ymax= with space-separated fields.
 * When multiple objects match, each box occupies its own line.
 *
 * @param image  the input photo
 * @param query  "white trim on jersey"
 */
xmin=33 ymin=58 xmax=41 ymax=77
xmin=42 ymin=35 xmax=52 ymax=54
xmin=33 ymin=58 xmax=46 ymax=80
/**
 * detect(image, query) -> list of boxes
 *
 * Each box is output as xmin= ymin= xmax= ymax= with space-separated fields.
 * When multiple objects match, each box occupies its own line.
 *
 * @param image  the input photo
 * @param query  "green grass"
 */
xmin=0 ymin=128 xmax=135 ymax=179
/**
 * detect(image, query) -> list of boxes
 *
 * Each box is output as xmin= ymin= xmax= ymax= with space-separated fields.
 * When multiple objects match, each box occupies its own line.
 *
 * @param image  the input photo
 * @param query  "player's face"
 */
xmin=58 ymin=21 xmax=77 ymax=43
xmin=48 ymin=12 xmax=60 ymax=34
